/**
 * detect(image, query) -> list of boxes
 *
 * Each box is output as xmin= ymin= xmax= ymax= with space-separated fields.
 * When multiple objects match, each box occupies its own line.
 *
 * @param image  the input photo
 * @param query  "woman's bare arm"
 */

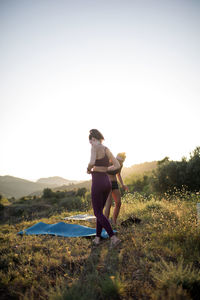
xmin=117 ymin=173 xmax=124 ymax=185
xmin=87 ymin=145 xmax=97 ymax=173
xmin=106 ymin=148 xmax=120 ymax=171
xmin=117 ymin=173 xmax=129 ymax=191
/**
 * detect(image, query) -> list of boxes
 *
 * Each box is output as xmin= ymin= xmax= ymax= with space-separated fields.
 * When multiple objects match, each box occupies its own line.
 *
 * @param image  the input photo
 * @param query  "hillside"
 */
xmin=0 ymin=192 xmax=199 ymax=300
xmin=121 ymin=161 xmax=157 ymax=178
xmin=28 ymin=180 xmax=92 ymax=197
xmin=53 ymin=180 xmax=91 ymax=192
xmin=37 ymin=176 xmax=78 ymax=187
xmin=0 ymin=176 xmax=48 ymax=199
xmin=0 ymin=162 xmax=158 ymax=199
xmin=0 ymin=175 xmax=82 ymax=199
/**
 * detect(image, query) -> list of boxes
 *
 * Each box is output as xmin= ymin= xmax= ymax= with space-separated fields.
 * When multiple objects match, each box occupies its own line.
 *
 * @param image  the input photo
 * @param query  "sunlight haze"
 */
xmin=0 ymin=0 xmax=199 ymax=181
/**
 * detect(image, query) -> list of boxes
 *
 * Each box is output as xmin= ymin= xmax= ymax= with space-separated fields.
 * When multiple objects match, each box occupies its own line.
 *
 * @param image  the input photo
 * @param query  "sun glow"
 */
xmin=0 ymin=0 xmax=199 ymax=181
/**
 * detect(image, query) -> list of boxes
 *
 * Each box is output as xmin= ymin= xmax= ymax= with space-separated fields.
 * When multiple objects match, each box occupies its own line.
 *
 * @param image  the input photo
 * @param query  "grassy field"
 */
xmin=0 ymin=191 xmax=200 ymax=300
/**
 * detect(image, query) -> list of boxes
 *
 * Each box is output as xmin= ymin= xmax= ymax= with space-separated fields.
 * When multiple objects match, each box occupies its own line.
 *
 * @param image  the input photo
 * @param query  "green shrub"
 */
xmin=151 ymin=258 xmax=200 ymax=300
xmin=151 ymin=284 xmax=191 ymax=300
xmin=0 ymin=203 xmax=4 ymax=211
xmin=100 ymin=275 xmax=125 ymax=300
xmin=43 ymin=188 xmax=55 ymax=199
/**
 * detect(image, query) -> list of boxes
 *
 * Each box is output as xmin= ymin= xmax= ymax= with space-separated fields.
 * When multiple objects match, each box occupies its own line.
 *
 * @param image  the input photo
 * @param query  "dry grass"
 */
xmin=0 ymin=192 xmax=200 ymax=299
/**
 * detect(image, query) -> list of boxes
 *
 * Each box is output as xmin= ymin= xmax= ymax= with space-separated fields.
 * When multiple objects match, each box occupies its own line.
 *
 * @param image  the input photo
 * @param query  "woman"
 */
xmin=87 ymin=129 xmax=121 ymax=247
xmin=104 ymin=153 xmax=129 ymax=225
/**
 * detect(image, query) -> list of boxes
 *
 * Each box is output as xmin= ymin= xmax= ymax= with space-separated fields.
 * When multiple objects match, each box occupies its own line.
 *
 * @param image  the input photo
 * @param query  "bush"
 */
xmin=76 ymin=188 xmax=87 ymax=197
xmin=0 ymin=203 xmax=4 ymax=211
xmin=43 ymin=188 xmax=55 ymax=199
xmin=151 ymin=258 xmax=200 ymax=300
xmin=152 ymin=146 xmax=200 ymax=193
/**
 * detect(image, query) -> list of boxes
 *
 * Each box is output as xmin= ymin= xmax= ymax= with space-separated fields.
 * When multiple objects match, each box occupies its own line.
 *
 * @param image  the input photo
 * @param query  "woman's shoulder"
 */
xmin=105 ymin=147 xmax=113 ymax=159
xmin=96 ymin=144 xmax=108 ymax=151
xmin=93 ymin=144 xmax=107 ymax=153
xmin=104 ymin=145 xmax=110 ymax=152
xmin=105 ymin=145 xmax=112 ymax=152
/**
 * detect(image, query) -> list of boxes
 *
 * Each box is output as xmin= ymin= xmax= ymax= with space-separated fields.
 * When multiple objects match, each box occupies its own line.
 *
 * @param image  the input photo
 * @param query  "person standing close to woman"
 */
xmin=87 ymin=129 xmax=121 ymax=247
xmin=104 ymin=153 xmax=129 ymax=225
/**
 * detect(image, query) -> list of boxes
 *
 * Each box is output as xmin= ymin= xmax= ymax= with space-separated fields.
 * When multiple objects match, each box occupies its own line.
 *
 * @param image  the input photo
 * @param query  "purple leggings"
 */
xmin=91 ymin=172 xmax=114 ymax=238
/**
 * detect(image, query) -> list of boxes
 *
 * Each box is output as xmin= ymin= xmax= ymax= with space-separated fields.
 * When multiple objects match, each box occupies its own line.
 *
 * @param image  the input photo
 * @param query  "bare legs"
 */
xmin=104 ymin=189 xmax=122 ymax=225
xmin=112 ymin=189 xmax=122 ymax=224
xmin=104 ymin=191 xmax=112 ymax=220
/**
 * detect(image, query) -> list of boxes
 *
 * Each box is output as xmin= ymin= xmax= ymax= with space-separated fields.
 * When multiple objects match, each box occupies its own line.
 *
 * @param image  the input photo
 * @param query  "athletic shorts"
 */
xmin=111 ymin=181 xmax=119 ymax=190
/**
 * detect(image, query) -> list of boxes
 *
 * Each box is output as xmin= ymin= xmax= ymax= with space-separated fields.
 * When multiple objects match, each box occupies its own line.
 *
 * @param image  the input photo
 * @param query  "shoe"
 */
xmin=92 ymin=236 xmax=100 ymax=245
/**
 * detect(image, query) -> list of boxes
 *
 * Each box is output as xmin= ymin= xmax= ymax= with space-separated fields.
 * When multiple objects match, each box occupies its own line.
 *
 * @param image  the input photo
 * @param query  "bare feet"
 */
xmin=93 ymin=236 xmax=100 ymax=245
xmin=110 ymin=235 xmax=121 ymax=248
xmin=109 ymin=218 xmax=117 ymax=227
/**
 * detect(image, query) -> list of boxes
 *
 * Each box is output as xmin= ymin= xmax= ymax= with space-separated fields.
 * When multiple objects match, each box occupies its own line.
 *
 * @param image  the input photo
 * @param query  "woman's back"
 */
xmin=88 ymin=142 xmax=120 ymax=173
xmin=95 ymin=144 xmax=106 ymax=159
xmin=95 ymin=145 xmax=109 ymax=167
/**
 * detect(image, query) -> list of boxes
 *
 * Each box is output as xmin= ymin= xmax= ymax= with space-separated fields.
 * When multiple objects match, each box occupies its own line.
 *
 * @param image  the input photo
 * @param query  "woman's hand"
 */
xmin=87 ymin=167 xmax=91 ymax=174
xmin=122 ymin=184 xmax=129 ymax=191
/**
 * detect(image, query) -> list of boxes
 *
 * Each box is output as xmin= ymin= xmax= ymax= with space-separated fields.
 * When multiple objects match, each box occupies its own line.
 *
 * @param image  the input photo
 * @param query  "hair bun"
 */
xmin=89 ymin=129 xmax=104 ymax=141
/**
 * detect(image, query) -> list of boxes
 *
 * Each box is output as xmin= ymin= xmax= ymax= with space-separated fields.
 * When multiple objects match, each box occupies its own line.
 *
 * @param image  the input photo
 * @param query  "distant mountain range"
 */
xmin=0 ymin=176 xmax=81 ymax=199
xmin=36 ymin=176 xmax=78 ymax=187
xmin=0 ymin=162 xmax=158 ymax=199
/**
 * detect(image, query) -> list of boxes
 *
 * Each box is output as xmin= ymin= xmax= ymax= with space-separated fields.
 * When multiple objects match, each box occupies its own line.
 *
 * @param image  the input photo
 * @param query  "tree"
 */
xmin=43 ymin=188 xmax=54 ymax=198
xmin=186 ymin=146 xmax=200 ymax=191
xmin=157 ymin=156 xmax=170 ymax=166
xmin=76 ymin=188 xmax=87 ymax=197
xmin=152 ymin=146 xmax=200 ymax=193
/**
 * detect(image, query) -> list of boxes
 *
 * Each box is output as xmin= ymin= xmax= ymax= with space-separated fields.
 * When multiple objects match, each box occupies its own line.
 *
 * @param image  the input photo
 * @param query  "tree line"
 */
xmin=125 ymin=146 xmax=200 ymax=195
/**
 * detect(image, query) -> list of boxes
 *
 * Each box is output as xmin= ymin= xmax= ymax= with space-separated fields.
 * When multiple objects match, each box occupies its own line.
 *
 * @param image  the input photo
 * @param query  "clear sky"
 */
xmin=0 ymin=0 xmax=200 ymax=182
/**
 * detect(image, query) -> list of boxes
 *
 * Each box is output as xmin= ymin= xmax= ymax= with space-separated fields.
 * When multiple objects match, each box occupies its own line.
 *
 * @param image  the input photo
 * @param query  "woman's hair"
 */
xmin=89 ymin=129 xmax=104 ymax=141
xmin=116 ymin=152 xmax=126 ymax=162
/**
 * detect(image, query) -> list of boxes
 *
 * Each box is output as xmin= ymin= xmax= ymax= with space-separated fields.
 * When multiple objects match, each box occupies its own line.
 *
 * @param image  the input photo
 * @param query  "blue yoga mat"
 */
xmin=18 ymin=222 xmax=110 ymax=238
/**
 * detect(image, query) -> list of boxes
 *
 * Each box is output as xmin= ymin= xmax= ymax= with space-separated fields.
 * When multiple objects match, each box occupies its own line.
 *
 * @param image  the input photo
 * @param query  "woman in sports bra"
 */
xmin=104 ymin=153 xmax=129 ymax=225
xmin=87 ymin=129 xmax=121 ymax=247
